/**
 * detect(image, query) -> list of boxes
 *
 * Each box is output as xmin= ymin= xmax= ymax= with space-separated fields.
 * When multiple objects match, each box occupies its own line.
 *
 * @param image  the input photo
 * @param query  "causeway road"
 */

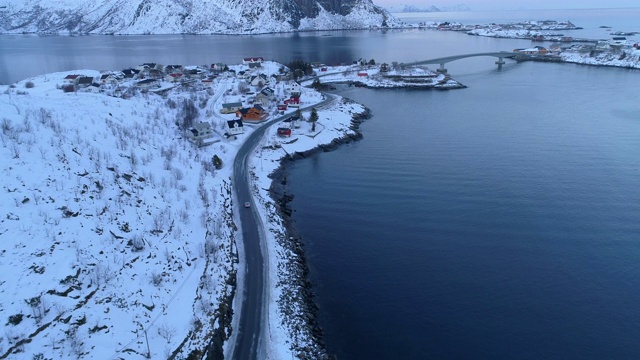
xmin=231 ymin=93 xmax=334 ymax=360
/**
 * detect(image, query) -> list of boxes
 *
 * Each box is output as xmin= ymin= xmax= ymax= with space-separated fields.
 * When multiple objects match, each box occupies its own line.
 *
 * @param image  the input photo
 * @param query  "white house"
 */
xmin=609 ymin=37 xmax=628 ymax=47
xmin=286 ymin=81 xmax=302 ymax=96
xmin=250 ymin=74 xmax=269 ymax=87
xmin=225 ymin=120 xmax=244 ymax=136
xmin=283 ymin=115 xmax=301 ymax=129
xmin=100 ymin=73 xmax=122 ymax=86
xmin=253 ymin=88 xmax=274 ymax=106
xmin=187 ymin=122 xmax=214 ymax=146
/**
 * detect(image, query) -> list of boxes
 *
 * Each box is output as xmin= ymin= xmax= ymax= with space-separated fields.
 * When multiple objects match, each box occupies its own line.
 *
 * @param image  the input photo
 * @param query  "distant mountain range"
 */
xmin=0 ymin=0 xmax=403 ymax=35
xmin=385 ymin=4 xmax=471 ymax=13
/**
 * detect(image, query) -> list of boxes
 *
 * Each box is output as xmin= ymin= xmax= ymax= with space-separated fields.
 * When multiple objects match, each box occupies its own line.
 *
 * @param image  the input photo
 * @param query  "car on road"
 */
xmin=244 ymin=201 xmax=251 ymax=208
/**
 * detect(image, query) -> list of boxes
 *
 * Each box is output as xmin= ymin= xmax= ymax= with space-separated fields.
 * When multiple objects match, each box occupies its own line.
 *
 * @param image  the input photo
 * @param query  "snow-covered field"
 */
xmin=0 ymin=60 xmax=368 ymax=359
xmin=0 ymin=70 xmax=243 ymax=359
xmin=559 ymin=48 xmax=640 ymax=69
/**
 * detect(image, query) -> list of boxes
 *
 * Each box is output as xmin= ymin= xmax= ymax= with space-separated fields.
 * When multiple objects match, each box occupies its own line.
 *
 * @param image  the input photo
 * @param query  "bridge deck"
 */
xmin=408 ymin=52 xmax=520 ymax=66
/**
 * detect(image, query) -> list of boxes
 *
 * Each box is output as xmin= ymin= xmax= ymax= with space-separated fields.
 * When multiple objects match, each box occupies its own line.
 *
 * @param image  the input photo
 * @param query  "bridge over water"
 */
xmin=406 ymin=51 xmax=523 ymax=73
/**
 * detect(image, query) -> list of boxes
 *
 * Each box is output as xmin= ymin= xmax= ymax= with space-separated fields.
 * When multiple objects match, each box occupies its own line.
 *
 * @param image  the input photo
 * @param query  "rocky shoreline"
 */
xmin=350 ymin=80 xmax=467 ymax=90
xmin=266 ymin=98 xmax=370 ymax=359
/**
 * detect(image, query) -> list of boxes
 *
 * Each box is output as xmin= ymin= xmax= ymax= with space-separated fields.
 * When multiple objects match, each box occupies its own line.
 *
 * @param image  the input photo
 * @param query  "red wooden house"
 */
xmin=284 ymin=96 xmax=300 ymax=105
xmin=277 ymin=127 xmax=292 ymax=137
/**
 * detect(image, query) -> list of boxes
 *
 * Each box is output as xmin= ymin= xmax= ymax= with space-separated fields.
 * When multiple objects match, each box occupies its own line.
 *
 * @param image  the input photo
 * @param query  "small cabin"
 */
xmin=282 ymin=116 xmax=301 ymax=129
xmin=221 ymin=102 xmax=243 ymax=114
xmin=76 ymin=76 xmax=95 ymax=88
xmin=64 ymin=74 xmax=80 ymax=84
xmin=284 ymin=96 xmax=301 ymax=108
xmin=135 ymin=78 xmax=160 ymax=89
xmin=277 ymin=127 xmax=292 ymax=137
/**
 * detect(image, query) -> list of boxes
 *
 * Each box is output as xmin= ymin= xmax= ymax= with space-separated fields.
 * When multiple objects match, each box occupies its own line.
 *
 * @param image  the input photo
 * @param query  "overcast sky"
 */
xmin=374 ymin=0 xmax=640 ymax=10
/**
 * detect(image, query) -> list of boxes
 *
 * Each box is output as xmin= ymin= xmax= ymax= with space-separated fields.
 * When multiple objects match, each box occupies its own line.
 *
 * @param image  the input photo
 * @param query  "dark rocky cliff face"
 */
xmin=294 ymin=0 xmax=355 ymax=16
xmin=286 ymin=0 xmax=386 ymax=28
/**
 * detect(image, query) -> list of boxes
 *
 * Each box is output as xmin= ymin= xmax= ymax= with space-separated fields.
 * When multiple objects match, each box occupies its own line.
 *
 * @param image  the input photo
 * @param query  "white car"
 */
xmin=244 ymin=201 xmax=251 ymax=208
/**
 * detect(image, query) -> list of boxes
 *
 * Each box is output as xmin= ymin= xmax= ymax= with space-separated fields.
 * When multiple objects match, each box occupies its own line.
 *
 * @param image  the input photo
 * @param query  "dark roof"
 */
xmin=137 ymin=79 xmax=158 ymax=84
xmin=227 ymin=120 xmax=243 ymax=127
xmin=77 ymin=76 xmax=94 ymax=84
xmin=122 ymin=68 xmax=140 ymax=76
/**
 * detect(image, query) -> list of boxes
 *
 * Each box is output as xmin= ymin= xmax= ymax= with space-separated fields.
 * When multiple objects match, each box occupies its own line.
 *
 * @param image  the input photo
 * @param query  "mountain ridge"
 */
xmin=0 ymin=0 xmax=402 ymax=34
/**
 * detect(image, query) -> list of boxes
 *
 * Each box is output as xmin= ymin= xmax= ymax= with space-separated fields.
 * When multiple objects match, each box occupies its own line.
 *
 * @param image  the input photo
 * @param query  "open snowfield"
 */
xmin=0 ymin=70 xmax=244 ymax=359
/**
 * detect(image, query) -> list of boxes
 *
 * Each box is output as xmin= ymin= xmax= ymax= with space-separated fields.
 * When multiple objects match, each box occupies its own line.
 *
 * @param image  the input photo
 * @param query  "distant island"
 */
xmin=386 ymin=3 xmax=471 ymax=13
xmin=406 ymin=19 xmax=640 ymax=69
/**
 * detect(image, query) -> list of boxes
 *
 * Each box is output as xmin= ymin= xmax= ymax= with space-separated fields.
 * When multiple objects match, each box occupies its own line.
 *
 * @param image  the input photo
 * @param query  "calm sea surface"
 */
xmin=290 ymin=65 xmax=640 ymax=359
xmin=2 ymin=8 xmax=640 ymax=359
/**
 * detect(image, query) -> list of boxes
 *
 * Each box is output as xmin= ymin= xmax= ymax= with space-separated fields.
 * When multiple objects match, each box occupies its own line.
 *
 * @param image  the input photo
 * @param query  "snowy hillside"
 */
xmin=0 ymin=71 xmax=241 ymax=359
xmin=0 ymin=0 xmax=402 ymax=35
xmin=0 ymin=59 xmax=377 ymax=359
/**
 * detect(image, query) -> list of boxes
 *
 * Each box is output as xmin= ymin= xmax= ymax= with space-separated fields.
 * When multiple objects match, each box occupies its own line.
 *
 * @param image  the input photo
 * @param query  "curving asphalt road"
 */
xmin=231 ymin=93 xmax=334 ymax=360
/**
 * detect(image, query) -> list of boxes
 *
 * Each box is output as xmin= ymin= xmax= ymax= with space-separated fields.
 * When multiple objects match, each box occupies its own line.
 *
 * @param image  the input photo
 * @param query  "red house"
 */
xmin=277 ymin=127 xmax=292 ymax=137
xmin=64 ymin=74 xmax=80 ymax=84
xmin=284 ymin=96 xmax=300 ymax=105
xmin=277 ymin=104 xmax=288 ymax=111
xmin=357 ymin=72 xmax=368 ymax=77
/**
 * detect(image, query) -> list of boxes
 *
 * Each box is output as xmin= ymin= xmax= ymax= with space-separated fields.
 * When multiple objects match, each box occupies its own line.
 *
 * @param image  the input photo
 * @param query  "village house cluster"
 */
xmin=60 ymin=56 xmax=308 ymax=147
xmin=513 ymin=35 xmax=640 ymax=56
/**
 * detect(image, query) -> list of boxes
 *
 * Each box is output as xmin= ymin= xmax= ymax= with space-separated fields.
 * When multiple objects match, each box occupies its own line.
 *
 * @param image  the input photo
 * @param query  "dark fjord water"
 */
xmin=286 ymin=62 xmax=640 ymax=359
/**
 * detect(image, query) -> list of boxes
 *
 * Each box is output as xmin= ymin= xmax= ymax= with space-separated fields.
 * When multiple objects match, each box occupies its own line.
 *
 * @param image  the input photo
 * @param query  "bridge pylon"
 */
xmin=436 ymin=63 xmax=447 ymax=74
xmin=495 ymin=57 xmax=506 ymax=69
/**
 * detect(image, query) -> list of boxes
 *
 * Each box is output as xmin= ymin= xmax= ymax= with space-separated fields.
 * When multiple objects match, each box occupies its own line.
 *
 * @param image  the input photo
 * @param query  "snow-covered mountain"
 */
xmin=0 ymin=0 xmax=402 ymax=35
xmin=386 ymin=3 xmax=471 ymax=13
